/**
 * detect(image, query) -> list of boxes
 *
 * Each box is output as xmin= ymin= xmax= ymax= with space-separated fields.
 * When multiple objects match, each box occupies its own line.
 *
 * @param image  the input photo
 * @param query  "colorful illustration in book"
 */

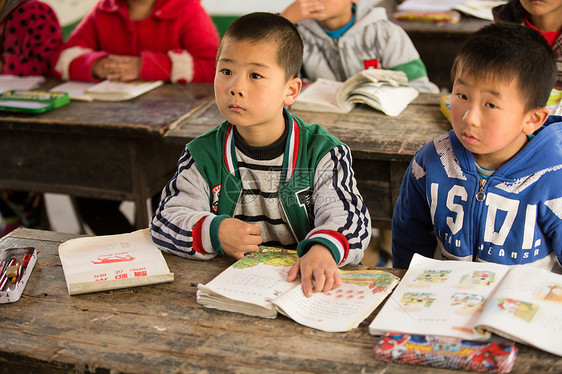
xmin=232 ymin=247 xmax=298 ymax=269
xmin=537 ymin=284 xmax=562 ymax=303
xmin=450 ymin=292 xmax=486 ymax=315
xmin=495 ymin=298 xmax=538 ymax=322
xmin=409 ymin=269 xmax=451 ymax=288
xmin=401 ymin=292 xmax=437 ymax=310
xmin=459 ymin=271 xmax=497 ymax=287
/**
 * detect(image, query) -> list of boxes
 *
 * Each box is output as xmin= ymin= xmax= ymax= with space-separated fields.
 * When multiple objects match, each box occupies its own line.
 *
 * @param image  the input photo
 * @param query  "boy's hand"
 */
xmin=287 ymin=244 xmax=341 ymax=298
xmin=281 ymin=0 xmax=325 ymax=24
xmin=218 ymin=218 xmax=262 ymax=259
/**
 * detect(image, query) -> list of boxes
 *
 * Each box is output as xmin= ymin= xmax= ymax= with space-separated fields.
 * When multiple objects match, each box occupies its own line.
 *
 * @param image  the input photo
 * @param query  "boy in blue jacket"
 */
xmin=392 ymin=23 xmax=562 ymax=271
xmin=151 ymin=13 xmax=371 ymax=296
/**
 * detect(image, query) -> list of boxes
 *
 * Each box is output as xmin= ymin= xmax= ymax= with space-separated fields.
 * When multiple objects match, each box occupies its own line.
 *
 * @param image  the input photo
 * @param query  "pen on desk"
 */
xmin=15 ymin=262 xmax=23 ymax=284
xmin=0 ymin=272 xmax=6 ymax=291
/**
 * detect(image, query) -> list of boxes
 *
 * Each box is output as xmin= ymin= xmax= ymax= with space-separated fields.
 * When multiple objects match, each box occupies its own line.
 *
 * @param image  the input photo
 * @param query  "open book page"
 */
xmin=369 ymin=254 xmax=511 ymax=340
xmin=336 ymin=69 xmax=418 ymax=116
xmin=475 ymin=266 xmax=562 ymax=356
xmin=345 ymin=83 xmax=419 ymax=117
xmin=273 ymin=270 xmax=399 ymax=332
xmin=291 ymin=78 xmax=346 ymax=113
xmin=0 ymin=75 xmax=44 ymax=93
xmin=84 ymin=80 xmax=163 ymax=101
xmin=50 ymin=81 xmax=96 ymax=101
xmin=453 ymin=0 xmax=506 ymax=21
xmin=197 ymin=249 xmax=300 ymax=318
xmin=58 ymin=228 xmax=174 ymax=295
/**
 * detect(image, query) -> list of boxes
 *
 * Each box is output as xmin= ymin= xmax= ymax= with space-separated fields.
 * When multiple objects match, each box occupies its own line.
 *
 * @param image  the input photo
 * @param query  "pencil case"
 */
xmin=0 ymin=90 xmax=70 ymax=113
xmin=0 ymin=247 xmax=37 ymax=303
xmin=373 ymin=332 xmax=517 ymax=373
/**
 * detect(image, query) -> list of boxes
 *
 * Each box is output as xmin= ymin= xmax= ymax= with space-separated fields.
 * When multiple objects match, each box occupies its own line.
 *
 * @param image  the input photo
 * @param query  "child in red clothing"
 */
xmin=0 ymin=0 xmax=63 ymax=237
xmin=0 ymin=0 xmax=63 ymax=76
xmin=55 ymin=0 xmax=220 ymax=83
xmin=54 ymin=0 xmax=220 ymax=235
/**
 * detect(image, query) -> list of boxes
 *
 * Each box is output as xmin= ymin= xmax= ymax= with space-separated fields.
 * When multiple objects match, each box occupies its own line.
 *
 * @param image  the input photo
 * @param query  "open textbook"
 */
xmin=197 ymin=247 xmax=400 ymax=332
xmin=51 ymin=80 xmax=163 ymax=101
xmin=291 ymin=69 xmax=419 ymax=116
xmin=369 ymin=254 xmax=562 ymax=357
xmin=59 ymin=229 xmax=174 ymax=295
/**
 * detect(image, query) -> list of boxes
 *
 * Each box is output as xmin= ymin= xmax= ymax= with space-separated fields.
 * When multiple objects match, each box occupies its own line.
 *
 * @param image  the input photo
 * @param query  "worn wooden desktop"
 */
xmin=0 ymin=83 xmax=213 ymax=229
xmin=378 ymin=0 xmax=491 ymax=89
xmin=0 ymin=228 xmax=559 ymax=373
xmin=165 ymin=93 xmax=451 ymax=229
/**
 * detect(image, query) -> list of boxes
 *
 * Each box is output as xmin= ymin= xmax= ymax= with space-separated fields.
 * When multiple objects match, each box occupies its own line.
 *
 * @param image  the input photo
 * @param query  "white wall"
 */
xmin=201 ymin=0 xmax=294 ymax=15
xmin=43 ymin=0 xmax=294 ymax=27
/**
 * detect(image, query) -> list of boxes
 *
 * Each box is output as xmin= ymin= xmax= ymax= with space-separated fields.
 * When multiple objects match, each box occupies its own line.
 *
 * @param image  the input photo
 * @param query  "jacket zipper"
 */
xmin=473 ymin=177 xmax=487 ymax=260
xmin=332 ymin=39 xmax=346 ymax=80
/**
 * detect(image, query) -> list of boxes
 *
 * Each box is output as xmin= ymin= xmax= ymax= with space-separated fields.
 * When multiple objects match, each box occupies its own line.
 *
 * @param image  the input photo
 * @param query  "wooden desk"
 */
xmin=0 ymin=228 xmax=558 ymax=373
xmin=165 ymin=94 xmax=451 ymax=229
xmin=378 ymin=0 xmax=491 ymax=89
xmin=0 ymin=83 xmax=213 ymax=228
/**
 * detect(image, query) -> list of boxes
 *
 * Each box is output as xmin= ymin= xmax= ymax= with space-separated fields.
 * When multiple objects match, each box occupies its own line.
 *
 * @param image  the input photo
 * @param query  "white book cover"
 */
xmin=59 ymin=229 xmax=174 ymax=295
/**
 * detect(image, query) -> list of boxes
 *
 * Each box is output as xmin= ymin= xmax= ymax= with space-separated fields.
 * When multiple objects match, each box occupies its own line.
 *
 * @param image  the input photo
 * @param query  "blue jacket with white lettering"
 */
xmin=392 ymin=116 xmax=562 ymax=270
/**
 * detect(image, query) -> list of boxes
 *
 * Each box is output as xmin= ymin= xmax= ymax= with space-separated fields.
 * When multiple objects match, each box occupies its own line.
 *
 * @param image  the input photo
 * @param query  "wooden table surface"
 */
xmin=0 ymin=228 xmax=558 ymax=373
xmin=0 ymin=83 xmax=214 ymax=228
xmin=165 ymin=93 xmax=451 ymax=229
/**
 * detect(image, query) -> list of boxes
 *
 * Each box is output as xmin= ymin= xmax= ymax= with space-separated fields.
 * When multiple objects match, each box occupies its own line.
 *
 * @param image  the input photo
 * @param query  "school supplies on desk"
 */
xmin=197 ymin=247 xmax=400 ymax=332
xmin=0 ymin=247 xmax=37 ymax=303
xmin=373 ymin=333 xmax=517 ymax=373
xmin=291 ymin=69 xmax=419 ymax=116
xmin=369 ymin=254 xmax=562 ymax=357
xmin=440 ymin=94 xmax=452 ymax=123
xmin=58 ymin=229 xmax=174 ymax=295
xmin=0 ymin=74 xmax=44 ymax=93
xmin=394 ymin=10 xmax=461 ymax=23
xmin=0 ymin=90 xmax=70 ymax=113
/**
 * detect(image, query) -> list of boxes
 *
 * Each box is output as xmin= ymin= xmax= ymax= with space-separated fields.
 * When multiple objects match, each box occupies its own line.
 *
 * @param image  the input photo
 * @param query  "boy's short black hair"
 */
xmin=451 ymin=23 xmax=556 ymax=111
xmin=217 ymin=12 xmax=303 ymax=80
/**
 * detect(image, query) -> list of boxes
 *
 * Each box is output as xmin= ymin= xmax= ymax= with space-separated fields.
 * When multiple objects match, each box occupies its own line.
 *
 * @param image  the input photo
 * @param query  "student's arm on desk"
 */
xmin=150 ymin=148 xmax=220 ymax=260
xmin=296 ymin=144 xmax=371 ymax=267
xmin=391 ymin=157 xmax=437 ymax=269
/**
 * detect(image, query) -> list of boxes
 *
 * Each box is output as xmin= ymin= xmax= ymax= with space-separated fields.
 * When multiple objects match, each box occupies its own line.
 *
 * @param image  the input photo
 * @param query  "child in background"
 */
xmin=391 ymin=24 xmax=562 ymax=271
xmin=0 ymin=0 xmax=62 ymax=76
xmin=280 ymin=0 xmax=439 ymax=93
xmin=54 ymin=0 xmax=220 ymax=235
xmin=0 ymin=0 xmax=63 ymax=236
xmin=493 ymin=0 xmax=562 ymax=114
xmin=55 ymin=0 xmax=219 ymax=83
xmin=151 ymin=12 xmax=371 ymax=297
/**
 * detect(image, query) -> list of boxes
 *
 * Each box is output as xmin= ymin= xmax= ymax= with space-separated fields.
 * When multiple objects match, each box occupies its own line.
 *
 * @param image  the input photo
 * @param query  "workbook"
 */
xmin=58 ymin=229 xmax=174 ymax=295
xmin=197 ymin=247 xmax=400 ymax=332
xmin=369 ymin=254 xmax=562 ymax=357
xmin=51 ymin=80 xmax=163 ymax=101
xmin=291 ymin=69 xmax=419 ymax=116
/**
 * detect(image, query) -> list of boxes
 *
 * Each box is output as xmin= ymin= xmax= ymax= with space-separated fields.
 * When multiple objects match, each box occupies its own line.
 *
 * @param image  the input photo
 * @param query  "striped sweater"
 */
xmin=150 ymin=110 xmax=371 ymax=265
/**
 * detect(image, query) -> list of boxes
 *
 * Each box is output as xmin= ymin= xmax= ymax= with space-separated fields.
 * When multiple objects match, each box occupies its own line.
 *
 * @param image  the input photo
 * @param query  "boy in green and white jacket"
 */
xmin=151 ymin=12 xmax=371 ymax=297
